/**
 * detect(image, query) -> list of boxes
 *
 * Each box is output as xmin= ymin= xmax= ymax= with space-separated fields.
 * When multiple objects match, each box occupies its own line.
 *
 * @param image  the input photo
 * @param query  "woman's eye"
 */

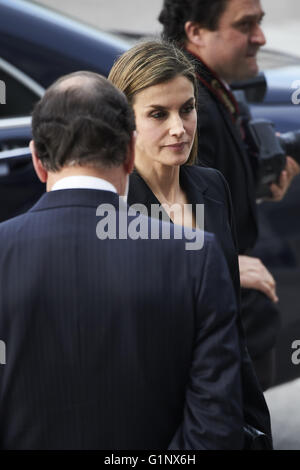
xmin=150 ymin=111 xmax=166 ymax=119
xmin=181 ymin=105 xmax=195 ymax=114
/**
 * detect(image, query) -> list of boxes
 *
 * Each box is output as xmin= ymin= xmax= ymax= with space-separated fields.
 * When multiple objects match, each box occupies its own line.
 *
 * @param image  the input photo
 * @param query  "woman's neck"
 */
xmin=134 ymin=159 xmax=196 ymax=229
xmin=135 ymin=160 xmax=183 ymax=205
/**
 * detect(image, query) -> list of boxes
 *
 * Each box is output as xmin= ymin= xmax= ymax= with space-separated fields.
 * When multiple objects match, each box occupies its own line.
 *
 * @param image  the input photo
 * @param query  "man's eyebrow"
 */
xmin=234 ymin=11 xmax=265 ymax=23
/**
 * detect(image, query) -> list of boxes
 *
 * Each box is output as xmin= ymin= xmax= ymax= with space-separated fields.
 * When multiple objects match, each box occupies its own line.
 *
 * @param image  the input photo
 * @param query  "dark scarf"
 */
xmin=185 ymin=49 xmax=240 ymax=124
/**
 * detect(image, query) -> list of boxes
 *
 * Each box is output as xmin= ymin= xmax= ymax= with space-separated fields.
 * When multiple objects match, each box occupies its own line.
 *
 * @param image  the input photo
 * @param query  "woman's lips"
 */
xmin=164 ymin=142 xmax=187 ymax=150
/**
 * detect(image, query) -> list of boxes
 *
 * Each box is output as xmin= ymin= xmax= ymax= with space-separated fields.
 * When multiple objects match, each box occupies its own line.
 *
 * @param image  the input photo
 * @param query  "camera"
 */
xmin=234 ymin=88 xmax=300 ymax=198
xmin=247 ymin=119 xmax=300 ymax=198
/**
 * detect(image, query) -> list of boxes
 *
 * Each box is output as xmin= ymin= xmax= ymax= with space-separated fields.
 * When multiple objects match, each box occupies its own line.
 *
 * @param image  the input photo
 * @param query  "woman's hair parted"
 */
xmin=108 ymin=40 xmax=198 ymax=165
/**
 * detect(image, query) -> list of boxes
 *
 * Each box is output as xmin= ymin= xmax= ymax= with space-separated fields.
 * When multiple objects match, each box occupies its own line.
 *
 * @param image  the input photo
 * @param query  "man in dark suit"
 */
xmin=159 ymin=0 xmax=300 ymax=390
xmin=0 ymin=71 xmax=245 ymax=449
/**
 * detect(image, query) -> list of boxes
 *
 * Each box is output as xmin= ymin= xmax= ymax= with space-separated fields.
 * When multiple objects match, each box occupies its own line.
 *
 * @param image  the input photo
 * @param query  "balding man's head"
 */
xmin=31 ymin=71 xmax=135 ymax=172
xmin=50 ymin=71 xmax=107 ymax=95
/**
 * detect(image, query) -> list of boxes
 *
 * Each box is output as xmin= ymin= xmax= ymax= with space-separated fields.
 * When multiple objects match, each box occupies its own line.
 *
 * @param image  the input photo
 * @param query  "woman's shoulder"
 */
xmin=129 ymin=169 xmax=143 ymax=182
xmin=128 ymin=169 xmax=156 ymax=206
xmin=182 ymin=164 xmax=228 ymax=194
xmin=129 ymin=169 xmax=147 ymax=191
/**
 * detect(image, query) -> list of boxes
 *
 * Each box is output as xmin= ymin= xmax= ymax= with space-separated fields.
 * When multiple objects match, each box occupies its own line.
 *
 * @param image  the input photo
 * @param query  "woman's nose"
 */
xmin=169 ymin=115 xmax=185 ymax=138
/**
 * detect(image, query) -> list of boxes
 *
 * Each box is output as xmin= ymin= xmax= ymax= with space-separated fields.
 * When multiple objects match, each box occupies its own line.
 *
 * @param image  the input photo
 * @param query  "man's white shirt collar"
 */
xmin=51 ymin=175 xmax=118 ymax=193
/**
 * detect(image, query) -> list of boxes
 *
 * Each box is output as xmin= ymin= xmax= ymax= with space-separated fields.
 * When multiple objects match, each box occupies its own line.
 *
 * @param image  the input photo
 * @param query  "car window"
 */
xmin=0 ymin=58 xmax=44 ymax=119
xmin=0 ymin=116 xmax=32 ymax=151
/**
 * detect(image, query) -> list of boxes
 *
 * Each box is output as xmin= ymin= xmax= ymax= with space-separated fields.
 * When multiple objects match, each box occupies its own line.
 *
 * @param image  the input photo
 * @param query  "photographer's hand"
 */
xmin=238 ymin=255 xmax=279 ymax=303
xmin=269 ymin=156 xmax=300 ymax=202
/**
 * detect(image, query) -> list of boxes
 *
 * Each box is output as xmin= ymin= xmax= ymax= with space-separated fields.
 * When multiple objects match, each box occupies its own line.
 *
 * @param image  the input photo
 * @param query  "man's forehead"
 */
xmin=222 ymin=0 xmax=264 ymax=22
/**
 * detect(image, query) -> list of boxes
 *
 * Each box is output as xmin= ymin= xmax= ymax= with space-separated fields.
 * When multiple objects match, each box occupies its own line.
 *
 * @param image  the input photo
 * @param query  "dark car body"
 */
xmin=1 ymin=0 xmax=300 ymax=386
xmin=0 ymin=0 xmax=128 ymax=87
xmin=250 ymin=68 xmax=300 ymax=385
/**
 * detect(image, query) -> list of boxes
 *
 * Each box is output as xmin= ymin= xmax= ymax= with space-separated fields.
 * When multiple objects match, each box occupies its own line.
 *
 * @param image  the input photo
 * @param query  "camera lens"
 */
xmin=278 ymin=131 xmax=300 ymax=164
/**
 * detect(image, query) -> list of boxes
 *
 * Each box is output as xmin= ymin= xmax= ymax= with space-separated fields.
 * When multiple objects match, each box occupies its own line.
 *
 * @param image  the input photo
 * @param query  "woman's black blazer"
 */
xmin=128 ymin=165 xmax=240 ymax=300
xmin=127 ymin=164 xmax=272 ymax=441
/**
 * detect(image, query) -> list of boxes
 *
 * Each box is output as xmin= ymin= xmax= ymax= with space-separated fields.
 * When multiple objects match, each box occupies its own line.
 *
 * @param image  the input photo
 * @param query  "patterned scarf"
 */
xmin=185 ymin=49 xmax=240 ymax=123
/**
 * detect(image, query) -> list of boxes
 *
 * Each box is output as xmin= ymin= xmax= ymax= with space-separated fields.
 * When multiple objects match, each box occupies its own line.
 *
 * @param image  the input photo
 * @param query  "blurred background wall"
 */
xmin=36 ymin=0 xmax=300 ymax=57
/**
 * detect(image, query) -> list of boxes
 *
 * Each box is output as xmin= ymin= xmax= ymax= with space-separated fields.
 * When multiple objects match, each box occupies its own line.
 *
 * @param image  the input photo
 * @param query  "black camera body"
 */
xmin=234 ymin=90 xmax=300 ymax=198
xmin=247 ymin=119 xmax=300 ymax=198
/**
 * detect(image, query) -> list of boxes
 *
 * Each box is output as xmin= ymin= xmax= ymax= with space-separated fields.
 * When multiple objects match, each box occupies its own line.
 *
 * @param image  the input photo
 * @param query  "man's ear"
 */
xmin=124 ymin=131 xmax=136 ymax=175
xmin=184 ymin=21 xmax=207 ymax=48
xmin=30 ymin=140 xmax=48 ymax=183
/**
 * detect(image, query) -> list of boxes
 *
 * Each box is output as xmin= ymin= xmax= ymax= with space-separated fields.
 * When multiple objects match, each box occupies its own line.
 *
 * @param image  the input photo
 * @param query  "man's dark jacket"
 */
xmin=189 ymin=53 xmax=280 ymax=364
xmin=0 ymin=188 xmax=244 ymax=450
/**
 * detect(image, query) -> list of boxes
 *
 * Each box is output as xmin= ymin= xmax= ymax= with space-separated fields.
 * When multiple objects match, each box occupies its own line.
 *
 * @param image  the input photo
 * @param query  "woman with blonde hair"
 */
xmin=109 ymin=40 xmax=239 ymax=294
xmin=108 ymin=40 xmax=272 ymax=449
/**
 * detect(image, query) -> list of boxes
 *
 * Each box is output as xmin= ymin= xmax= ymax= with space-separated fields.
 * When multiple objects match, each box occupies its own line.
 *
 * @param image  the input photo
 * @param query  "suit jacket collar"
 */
xmin=128 ymin=168 xmax=231 ymax=248
xmin=28 ymin=188 xmax=121 ymax=213
xmin=128 ymin=167 xmax=213 ymax=222
xmin=129 ymin=166 xmax=209 ymax=203
xmin=180 ymin=166 xmax=209 ymax=205
xmin=181 ymin=167 xmax=229 ymax=232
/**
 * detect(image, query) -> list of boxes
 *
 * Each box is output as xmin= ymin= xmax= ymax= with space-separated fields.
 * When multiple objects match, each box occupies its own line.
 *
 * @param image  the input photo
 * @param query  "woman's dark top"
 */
xmin=127 ymin=164 xmax=272 ymax=441
xmin=128 ymin=165 xmax=240 ymax=300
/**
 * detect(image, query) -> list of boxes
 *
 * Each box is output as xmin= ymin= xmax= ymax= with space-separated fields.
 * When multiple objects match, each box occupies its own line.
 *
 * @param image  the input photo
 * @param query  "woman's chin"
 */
xmin=163 ymin=152 xmax=190 ymax=167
